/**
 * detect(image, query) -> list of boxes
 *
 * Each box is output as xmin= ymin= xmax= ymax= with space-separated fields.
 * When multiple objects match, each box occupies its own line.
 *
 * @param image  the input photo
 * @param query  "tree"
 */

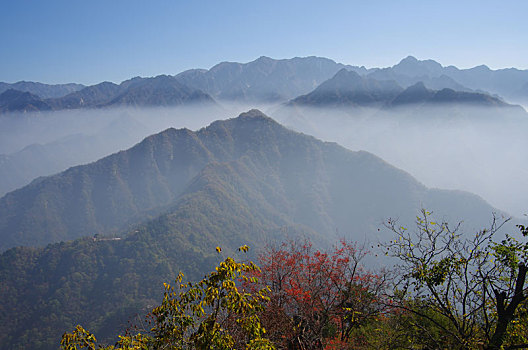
xmin=61 ymin=246 xmax=275 ymax=350
xmin=250 ymin=239 xmax=386 ymax=349
xmin=384 ymin=209 xmax=528 ymax=350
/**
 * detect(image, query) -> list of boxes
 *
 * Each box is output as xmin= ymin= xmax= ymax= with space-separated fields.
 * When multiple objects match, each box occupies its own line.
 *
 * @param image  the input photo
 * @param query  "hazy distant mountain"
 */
xmin=0 ymin=115 xmax=150 ymax=197
xmin=47 ymin=81 xmax=122 ymax=109
xmin=393 ymin=55 xmax=447 ymax=77
xmin=0 ymin=89 xmax=52 ymax=113
xmin=366 ymin=57 xmax=470 ymax=92
xmin=287 ymin=69 xmax=523 ymax=115
xmin=290 ymin=69 xmax=403 ymax=107
xmin=2 ymin=76 xmax=218 ymax=113
xmin=0 ymin=110 xmax=501 ymax=252
xmin=3 ymin=56 xmax=527 ymax=112
xmin=370 ymin=56 xmax=528 ymax=103
xmin=388 ymin=82 xmax=434 ymax=106
xmin=106 ymin=75 xmax=216 ymax=107
xmin=444 ymin=64 xmax=528 ymax=101
xmin=514 ymin=82 xmax=528 ymax=104
xmin=176 ymin=56 xmax=373 ymax=102
xmin=0 ymin=81 xmax=84 ymax=99
xmin=425 ymin=75 xmax=470 ymax=92
xmin=388 ymin=82 xmax=514 ymax=109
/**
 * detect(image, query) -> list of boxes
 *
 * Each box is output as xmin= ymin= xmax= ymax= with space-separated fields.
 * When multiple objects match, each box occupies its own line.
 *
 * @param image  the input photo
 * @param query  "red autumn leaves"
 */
xmin=247 ymin=239 xmax=386 ymax=349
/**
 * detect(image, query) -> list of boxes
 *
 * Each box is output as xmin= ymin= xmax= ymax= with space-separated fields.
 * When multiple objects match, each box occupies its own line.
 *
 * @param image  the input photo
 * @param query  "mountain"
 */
xmin=392 ymin=55 xmax=444 ymax=77
xmin=0 ymin=76 xmax=217 ymax=114
xmin=47 ymin=76 xmax=216 ymax=110
xmin=0 ymin=89 xmax=52 ymax=113
xmin=388 ymin=82 xmax=515 ymax=109
xmin=175 ymin=56 xmax=373 ymax=102
xmin=0 ymin=81 xmax=85 ymax=99
xmin=369 ymin=56 xmax=528 ymax=103
xmin=0 ymin=231 xmax=219 ymax=350
xmin=46 ymin=81 xmax=122 ymax=109
xmin=106 ymin=75 xmax=216 ymax=107
xmin=0 ymin=110 xmax=502 ymax=253
xmin=388 ymin=81 xmax=434 ymax=106
xmin=0 ymin=115 xmax=150 ymax=197
xmin=290 ymin=69 xmax=403 ymax=107
xmin=0 ymin=110 xmax=509 ymax=350
xmin=287 ymin=70 xmax=523 ymax=115
xmin=4 ymin=56 xmax=526 ymax=112
xmin=367 ymin=56 xmax=467 ymax=90
xmin=444 ymin=64 xmax=528 ymax=101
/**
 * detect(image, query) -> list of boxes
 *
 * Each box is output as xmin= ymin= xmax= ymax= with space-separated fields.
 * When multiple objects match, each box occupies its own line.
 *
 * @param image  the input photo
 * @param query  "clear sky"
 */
xmin=1 ymin=0 xmax=526 ymax=85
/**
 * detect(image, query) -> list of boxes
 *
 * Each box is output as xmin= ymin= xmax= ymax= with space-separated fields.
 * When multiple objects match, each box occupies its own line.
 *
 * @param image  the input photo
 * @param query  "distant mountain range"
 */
xmin=0 ymin=115 xmax=150 ymax=198
xmin=290 ymin=69 xmax=404 ymax=108
xmin=0 ymin=81 xmax=84 ymax=99
xmin=3 ymin=55 xmax=526 ymax=114
xmin=0 ymin=89 xmax=53 ymax=113
xmin=368 ymin=56 xmax=528 ymax=103
xmin=390 ymin=82 xmax=513 ymax=108
xmin=0 ymin=75 xmax=217 ymax=113
xmin=287 ymin=69 xmax=525 ymax=119
xmin=0 ymin=110 xmax=507 ymax=350
xmin=174 ymin=56 xmax=371 ymax=102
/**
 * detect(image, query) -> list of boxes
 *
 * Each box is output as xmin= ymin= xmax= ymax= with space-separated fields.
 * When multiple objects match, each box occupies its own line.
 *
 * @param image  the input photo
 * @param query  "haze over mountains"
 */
xmin=1 ymin=55 xmax=527 ymax=214
xmin=0 ymin=75 xmax=217 ymax=113
xmin=0 ymin=110 xmax=510 ymax=349
xmin=3 ymin=55 xmax=528 ymax=114
xmin=369 ymin=56 xmax=528 ymax=105
xmin=1 ymin=56 xmax=528 ymax=349
xmin=0 ymin=109 xmax=501 ymax=252
xmin=0 ymin=81 xmax=84 ymax=99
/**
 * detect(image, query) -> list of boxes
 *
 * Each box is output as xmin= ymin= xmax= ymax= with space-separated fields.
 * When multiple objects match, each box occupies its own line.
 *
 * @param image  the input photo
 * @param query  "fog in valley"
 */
xmin=0 ymin=101 xmax=526 ymax=220
xmin=0 ymin=104 xmax=246 ymax=197
xmin=270 ymin=104 xmax=528 ymax=218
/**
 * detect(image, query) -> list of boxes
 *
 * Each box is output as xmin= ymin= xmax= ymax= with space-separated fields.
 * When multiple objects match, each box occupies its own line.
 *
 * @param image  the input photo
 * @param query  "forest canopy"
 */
xmin=60 ymin=214 xmax=528 ymax=350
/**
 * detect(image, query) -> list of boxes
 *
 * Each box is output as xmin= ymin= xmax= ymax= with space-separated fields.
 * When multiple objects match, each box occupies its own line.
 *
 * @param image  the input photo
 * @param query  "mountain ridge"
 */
xmin=2 ymin=56 xmax=528 ymax=113
xmin=0 ymin=109 xmax=504 ymax=252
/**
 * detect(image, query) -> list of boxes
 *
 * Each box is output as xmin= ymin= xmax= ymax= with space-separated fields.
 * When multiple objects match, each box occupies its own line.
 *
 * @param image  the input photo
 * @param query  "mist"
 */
xmin=1 ymin=102 xmax=526 ymax=219
xmin=0 ymin=104 xmax=244 ymax=197
xmin=269 ymin=104 xmax=528 ymax=218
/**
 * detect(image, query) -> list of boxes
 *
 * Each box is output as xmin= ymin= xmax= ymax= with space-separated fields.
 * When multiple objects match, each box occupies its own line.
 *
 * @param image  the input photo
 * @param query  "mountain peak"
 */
xmin=407 ymin=81 xmax=428 ymax=91
xmin=389 ymin=81 xmax=433 ymax=107
xmin=237 ymin=109 xmax=274 ymax=122
xmin=255 ymin=56 xmax=273 ymax=62
xmin=400 ymin=55 xmax=419 ymax=64
xmin=328 ymin=69 xmax=362 ymax=85
xmin=471 ymin=64 xmax=491 ymax=72
xmin=392 ymin=56 xmax=443 ymax=77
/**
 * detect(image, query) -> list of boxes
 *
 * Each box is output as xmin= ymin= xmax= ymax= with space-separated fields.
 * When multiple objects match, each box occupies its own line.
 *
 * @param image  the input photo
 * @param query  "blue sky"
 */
xmin=1 ymin=0 xmax=526 ymax=85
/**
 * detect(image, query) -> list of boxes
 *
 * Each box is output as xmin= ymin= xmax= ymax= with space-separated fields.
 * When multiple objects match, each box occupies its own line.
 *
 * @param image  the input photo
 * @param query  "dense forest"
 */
xmin=61 ymin=212 xmax=528 ymax=349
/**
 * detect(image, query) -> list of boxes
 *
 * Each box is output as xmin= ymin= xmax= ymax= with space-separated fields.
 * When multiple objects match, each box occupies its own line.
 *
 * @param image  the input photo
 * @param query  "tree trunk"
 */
xmin=486 ymin=263 xmax=527 ymax=350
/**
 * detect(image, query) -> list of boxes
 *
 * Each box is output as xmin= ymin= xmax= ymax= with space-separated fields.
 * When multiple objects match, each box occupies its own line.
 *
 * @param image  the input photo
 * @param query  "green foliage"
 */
xmin=60 ymin=247 xmax=275 ymax=350
xmin=0 ymin=234 xmax=218 ymax=350
xmin=384 ymin=209 xmax=528 ymax=350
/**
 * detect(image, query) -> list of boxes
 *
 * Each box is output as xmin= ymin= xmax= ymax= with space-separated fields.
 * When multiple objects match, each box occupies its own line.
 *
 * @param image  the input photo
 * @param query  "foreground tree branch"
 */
xmin=384 ymin=209 xmax=528 ymax=350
